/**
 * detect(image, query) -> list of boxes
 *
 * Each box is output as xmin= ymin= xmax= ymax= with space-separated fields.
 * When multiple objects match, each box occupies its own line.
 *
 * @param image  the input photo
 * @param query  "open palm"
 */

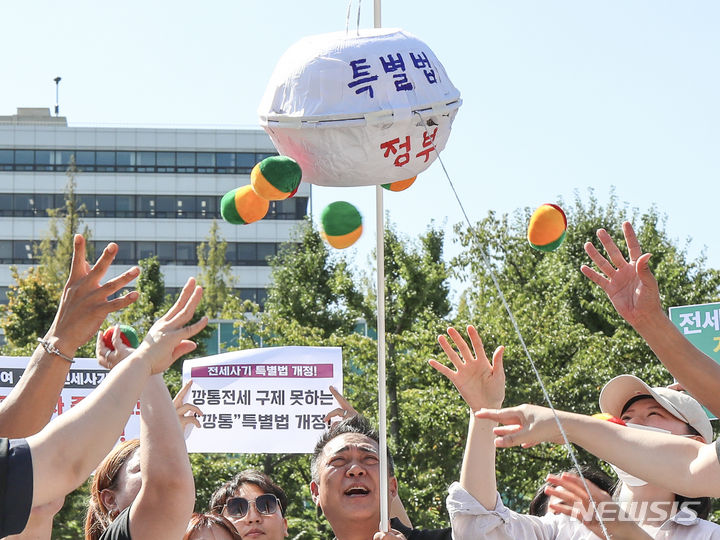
xmin=581 ymin=222 xmax=662 ymax=328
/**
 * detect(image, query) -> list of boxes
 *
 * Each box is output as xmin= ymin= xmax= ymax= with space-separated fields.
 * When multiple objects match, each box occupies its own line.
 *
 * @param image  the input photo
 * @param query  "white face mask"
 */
xmin=610 ymin=423 xmax=672 ymax=487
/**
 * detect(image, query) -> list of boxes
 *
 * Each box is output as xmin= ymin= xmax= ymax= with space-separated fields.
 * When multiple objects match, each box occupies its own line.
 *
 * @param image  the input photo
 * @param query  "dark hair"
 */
xmin=209 ymin=469 xmax=288 ymax=517
xmin=183 ymin=512 xmax=242 ymax=540
xmin=528 ymin=467 xmax=615 ymax=517
xmin=85 ymin=439 xmax=141 ymax=540
xmin=310 ymin=415 xmax=395 ymax=483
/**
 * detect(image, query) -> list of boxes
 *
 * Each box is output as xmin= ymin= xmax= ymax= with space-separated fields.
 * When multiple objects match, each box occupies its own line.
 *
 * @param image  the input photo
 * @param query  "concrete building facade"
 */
xmin=0 ymin=107 xmax=309 ymax=308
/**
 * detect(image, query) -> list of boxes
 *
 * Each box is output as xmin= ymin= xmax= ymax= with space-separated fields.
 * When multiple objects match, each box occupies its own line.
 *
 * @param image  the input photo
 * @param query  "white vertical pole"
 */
xmin=373 ymin=0 xmax=390 ymax=533
xmin=376 ymin=184 xmax=389 ymax=532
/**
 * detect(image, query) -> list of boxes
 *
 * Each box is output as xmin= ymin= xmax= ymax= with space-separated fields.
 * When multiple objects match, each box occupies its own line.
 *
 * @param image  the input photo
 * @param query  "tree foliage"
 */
xmin=264 ymin=218 xmax=364 ymax=337
xmin=113 ymin=256 xmax=167 ymax=336
xmin=37 ymin=158 xmax=92 ymax=293
xmin=6 ymin=190 xmax=714 ymax=536
xmin=0 ymin=267 xmax=58 ymax=354
xmin=452 ymin=190 xmax=720 ymax=509
xmin=2 ymin=160 xmax=96 ymax=356
xmin=197 ymin=220 xmax=233 ymax=318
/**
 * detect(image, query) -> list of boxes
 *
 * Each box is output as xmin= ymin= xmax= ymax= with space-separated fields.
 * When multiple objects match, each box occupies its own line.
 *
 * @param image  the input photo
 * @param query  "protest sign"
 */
xmin=182 ymin=346 xmax=343 ymax=453
xmin=0 ymin=356 xmax=141 ymax=441
xmin=669 ymin=301 xmax=720 ymax=419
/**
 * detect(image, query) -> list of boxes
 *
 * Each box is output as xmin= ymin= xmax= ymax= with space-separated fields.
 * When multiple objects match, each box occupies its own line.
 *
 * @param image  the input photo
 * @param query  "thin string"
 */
xmin=413 ymin=113 xmax=612 ymax=540
xmin=345 ymin=0 xmax=353 ymax=35
xmin=356 ymin=0 xmax=362 ymax=35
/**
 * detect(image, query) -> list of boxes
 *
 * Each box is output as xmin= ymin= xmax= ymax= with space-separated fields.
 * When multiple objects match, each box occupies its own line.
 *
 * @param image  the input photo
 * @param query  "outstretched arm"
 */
xmin=0 ymin=235 xmax=140 ymax=437
xmin=475 ymin=404 xmax=720 ymax=498
xmin=582 ymin=221 xmax=720 ymax=417
xmin=129 ymin=375 xmax=195 ymax=540
xmin=430 ymin=326 xmax=505 ymax=509
xmin=26 ymin=278 xmax=207 ymax=508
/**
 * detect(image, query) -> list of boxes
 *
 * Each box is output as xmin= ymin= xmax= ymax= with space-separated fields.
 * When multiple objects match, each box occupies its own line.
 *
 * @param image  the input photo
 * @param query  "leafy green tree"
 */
xmin=114 ymin=256 xmax=167 ymax=336
xmin=45 ymin=192 xmax=720 ymax=536
xmin=0 ymin=267 xmax=58 ymax=354
xmin=226 ymin=219 xmax=454 ymax=533
xmin=197 ymin=220 xmax=233 ymax=317
xmin=264 ymin=218 xmax=364 ymax=337
xmin=362 ymin=222 xmax=451 ymax=441
xmin=37 ymin=157 xmax=92 ymax=294
xmin=451 ymin=190 xmax=720 ymax=510
xmin=2 ymin=159 xmax=95 ymax=356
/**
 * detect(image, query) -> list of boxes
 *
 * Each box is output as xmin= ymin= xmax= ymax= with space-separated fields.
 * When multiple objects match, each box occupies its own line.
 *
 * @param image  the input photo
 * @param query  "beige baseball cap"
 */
xmin=599 ymin=374 xmax=712 ymax=443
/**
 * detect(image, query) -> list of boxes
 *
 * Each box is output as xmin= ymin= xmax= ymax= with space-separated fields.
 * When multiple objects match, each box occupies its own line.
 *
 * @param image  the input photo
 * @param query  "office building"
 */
xmin=0 ymin=107 xmax=310 ymax=315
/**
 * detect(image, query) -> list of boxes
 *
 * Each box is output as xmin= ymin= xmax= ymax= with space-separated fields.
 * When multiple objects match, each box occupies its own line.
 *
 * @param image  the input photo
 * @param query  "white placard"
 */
xmin=182 ymin=346 xmax=343 ymax=454
xmin=0 ymin=356 xmax=141 ymax=443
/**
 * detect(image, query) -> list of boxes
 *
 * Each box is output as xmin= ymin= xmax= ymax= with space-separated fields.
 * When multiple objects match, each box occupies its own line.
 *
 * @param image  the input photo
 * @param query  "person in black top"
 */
xmin=0 ymin=236 xmax=140 ymax=537
xmin=0 ymin=276 xmax=207 ymax=538
xmin=310 ymin=415 xmax=451 ymax=540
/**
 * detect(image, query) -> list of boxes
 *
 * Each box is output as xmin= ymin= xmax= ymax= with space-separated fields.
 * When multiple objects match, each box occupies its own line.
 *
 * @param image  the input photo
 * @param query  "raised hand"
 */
xmin=95 ymin=325 xmax=135 ymax=370
xmin=545 ymin=472 xmax=652 ymax=540
xmin=430 ymin=326 xmax=505 ymax=411
xmin=46 ymin=235 xmax=140 ymax=356
xmin=323 ymin=385 xmax=359 ymax=424
xmin=581 ymin=222 xmax=662 ymax=328
xmin=173 ymin=379 xmax=202 ymax=430
xmin=136 ymin=278 xmax=208 ymax=374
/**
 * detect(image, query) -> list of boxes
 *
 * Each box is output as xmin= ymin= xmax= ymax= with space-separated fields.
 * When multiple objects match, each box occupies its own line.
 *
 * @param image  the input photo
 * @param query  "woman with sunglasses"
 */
xmin=209 ymin=470 xmax=288 ymax=539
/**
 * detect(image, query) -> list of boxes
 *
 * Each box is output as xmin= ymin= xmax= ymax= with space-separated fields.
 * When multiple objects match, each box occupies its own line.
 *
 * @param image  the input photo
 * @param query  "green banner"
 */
xmin=669 ymin=302 xmax=720 ymax=419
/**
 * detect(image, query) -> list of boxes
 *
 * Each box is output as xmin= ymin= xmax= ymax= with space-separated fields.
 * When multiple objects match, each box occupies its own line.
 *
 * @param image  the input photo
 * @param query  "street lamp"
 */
xmin=54 ymin=76 xmax=61 ymax=116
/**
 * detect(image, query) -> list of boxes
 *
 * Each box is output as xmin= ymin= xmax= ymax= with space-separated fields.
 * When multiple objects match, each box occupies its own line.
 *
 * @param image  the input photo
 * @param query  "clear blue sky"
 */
xmin=2 ymin=1 xmax=718 ymax=301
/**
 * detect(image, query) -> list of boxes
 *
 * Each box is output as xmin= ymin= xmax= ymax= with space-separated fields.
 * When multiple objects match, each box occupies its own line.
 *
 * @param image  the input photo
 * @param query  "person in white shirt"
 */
xmin=432 ymin=325 xmax=720 ymax=539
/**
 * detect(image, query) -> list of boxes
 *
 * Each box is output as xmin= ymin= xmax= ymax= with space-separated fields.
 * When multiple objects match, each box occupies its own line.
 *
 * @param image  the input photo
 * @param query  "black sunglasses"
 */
xmin=225 ymin=494 xmax=280 ymax=518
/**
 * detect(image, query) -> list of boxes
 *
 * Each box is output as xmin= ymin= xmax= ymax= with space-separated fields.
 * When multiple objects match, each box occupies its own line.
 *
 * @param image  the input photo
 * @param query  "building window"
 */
xmin=177 ymin=152 xmax=195 ymax=173
xmin=156 ymin=152 xmax=176 ymax=173
xmin=137 ymin=151 xmax=156 ymax=172
xmin=13 ymin=241 xmax=34 ymax=262
xmin=14 ymin=150 xmax=34 ymax=171
xmin=0 ymin=240 xmax=288 ymax=267
xmin=0 ymin=149 xmax=278 ymax=175
xmin=155 ymin=196 xmax=175 ymax=218
xmin=0 ymin=150 xmax=12 ymax=170
xmin=35 ymin=150 xmax=53 ymax=171
xmin=156 ymin=243 xmax=175 ymax=264
xmin=76 ymin=151 xmax=95 ymax=171
xmin=116 ymin=194 xmax=135 ymax=217
xmin=34 ymin=194 xmax=55 ymax=216
xmin=176 ymin=195 xmax=195 ymax=218
xmin=117 ymin=151 xmax=135 ymax=172
xmin=0 ymin=241 xmax=12 ymax=263
xmin=176 ymin=242 xmax=196 ymax=265
xmin=0 ymin=194 xmax=12 ymax=215
xmin=236 ymin=243 xmax=257 ymax=266
xmin=96 ymin=151 xmax=116 ymax=172
xmin=96 ymin=195 xmax=115 ymax=217
xmin=57 ymin=151 xmax=76 ymax=169
xmin=0 ymin=193 xmax=306 ymax=220
xmin=137 ymin=241 xmax=155 ymax=260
